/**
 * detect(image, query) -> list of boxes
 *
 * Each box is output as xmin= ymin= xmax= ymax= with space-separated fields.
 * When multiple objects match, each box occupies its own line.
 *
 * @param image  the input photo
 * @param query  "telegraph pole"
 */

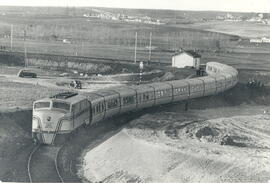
xmin=134 ymin=32 xmax=137 ymax=64
xmin=139 ymin=61 xmax=143 ymax=84
xmin=10 ymin=24 xmax=13 ymax=51
xmin=24 ymin=28 xmax=27 ymax=68
xmin=148 ymin=32 xmax=152 ymax=65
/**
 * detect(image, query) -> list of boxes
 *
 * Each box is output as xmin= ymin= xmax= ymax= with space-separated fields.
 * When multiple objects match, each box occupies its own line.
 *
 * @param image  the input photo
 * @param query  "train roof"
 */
xmin=35 ymin=92 xmax=86 ymax=104
xmin=147 ymin=82 xmax=173 ymax=90
xmin=207 ymin=62 xmax=237 ymax=74
xmin=82 ymin=90 xmax=119 ymax=101
xmin=110 ymin=86 xmax=137 ymax=96
xmin=186 ymin=78 xmax=204 ymax=84
xmin=196 ymin=76 xmax=216 ymax=82
xmin=81 ymin=92 xmax=102 ymax=101
xmin=127 ymin=84 xmax=154 ymax=92
xmin=166 ymin=79 xmax=189 ymax=87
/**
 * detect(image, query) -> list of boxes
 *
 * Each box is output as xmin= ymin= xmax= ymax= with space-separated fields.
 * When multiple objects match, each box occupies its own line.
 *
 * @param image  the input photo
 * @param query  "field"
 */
xmin=0 ymin=6 xmax=243 ymax=64
xmin=0 ymin=7 xmax=269 ymax=68
xmin=187 ymin=21 xmax=270 ymax=38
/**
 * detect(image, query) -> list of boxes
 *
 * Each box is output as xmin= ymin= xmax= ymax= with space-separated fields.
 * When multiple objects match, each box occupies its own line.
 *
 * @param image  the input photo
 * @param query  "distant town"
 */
xmin=216 ymin=12 xmax=270 ymax=24
xmin=82 ymin=9 xmax=270 ymax=43
xmin=83 ymin=8 xmax=164 ymax=25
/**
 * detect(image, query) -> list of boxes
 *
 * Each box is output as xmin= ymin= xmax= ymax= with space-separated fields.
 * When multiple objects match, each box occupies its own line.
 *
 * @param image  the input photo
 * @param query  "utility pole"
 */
xmin=134 ymin=32 xmax=137 ymax=64
xmin=10 ymin=24 xmax=13 ymax=51
xmin=24 ymin=28 xmax=27 ymax=68
xmin=139 ymin=61 xmax=143 ymax=84
xmin=148 ymin=32 xmax=152 ymax=65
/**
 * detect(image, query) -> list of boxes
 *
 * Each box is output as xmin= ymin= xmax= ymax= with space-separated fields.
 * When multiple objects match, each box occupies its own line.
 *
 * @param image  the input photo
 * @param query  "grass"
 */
xmin=0 ymin=80 xmax=67 ymax=109
xmin=0 ymin=7 xmax=241 ymax=62
xmin=187 ymin=21 xmax=270 ymax=38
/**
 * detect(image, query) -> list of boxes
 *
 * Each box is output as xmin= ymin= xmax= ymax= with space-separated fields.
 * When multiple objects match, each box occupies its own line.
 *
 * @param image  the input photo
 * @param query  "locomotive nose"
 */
xmin=33 ymin=111 xmax=65 ymax=144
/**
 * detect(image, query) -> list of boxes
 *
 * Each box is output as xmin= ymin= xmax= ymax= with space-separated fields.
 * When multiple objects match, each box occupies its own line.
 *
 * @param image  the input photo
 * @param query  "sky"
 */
xmin=0 ymin=0 xmax=269 ymax=13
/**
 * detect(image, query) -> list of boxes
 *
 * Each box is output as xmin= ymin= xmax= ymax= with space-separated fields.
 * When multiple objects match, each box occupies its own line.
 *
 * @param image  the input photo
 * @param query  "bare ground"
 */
xmin=79 ymin=105 xmax=270 ymax=183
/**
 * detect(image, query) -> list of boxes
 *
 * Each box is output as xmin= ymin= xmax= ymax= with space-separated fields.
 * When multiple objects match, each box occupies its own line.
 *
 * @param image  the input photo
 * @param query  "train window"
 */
xmin=165 ymin=89 xmax=169 ymax=96
xmin=101 ymin=102 xmax=104 ymax=111
xmin=143 ymin=93 xmax=150 ymax=101
xmin=85 ymin=100 xmax=89 ymax=109
xmin=138 ymin=95 xmax=142 ymax=103
xmin=80 ymin=100 xmax=88 ymax=111
xmin=99 ymin=102 xmax=103 ymax=112
xmin=175 ymin=87 xmax=187 ymax=95
xmin=78 ymin=101 xmax=82 ymax=111
xmin=34 ymin=102 xmax=50 ymax=109
xmin=108 ymin=99 xmax=118 ymax=109
xmin=72 ymin=104 xmax=79 ymax=114
xmin=123 ymin=96 xmax=135 ymax=105
xmin=95 ymin=105 xmax=98 ymax=113
xmin=80 ymin=100 xmax=85 ymax=110
xmin=156 ymin=91 xmax=160 ymax=98
xmin=156 ymin=91 xmax=162 ymax=98
xmin=53 ymin=101 xmax=70 ymax=111
xmin=95 ymin=103 xmax=100 ymax=113
xmin=95 ymin=102 xmax=105 ymax=113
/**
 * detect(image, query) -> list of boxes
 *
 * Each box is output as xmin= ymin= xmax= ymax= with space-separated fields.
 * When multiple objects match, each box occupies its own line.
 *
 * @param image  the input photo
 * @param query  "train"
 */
xmin=32 ymin=62 xmax=238 ymax=144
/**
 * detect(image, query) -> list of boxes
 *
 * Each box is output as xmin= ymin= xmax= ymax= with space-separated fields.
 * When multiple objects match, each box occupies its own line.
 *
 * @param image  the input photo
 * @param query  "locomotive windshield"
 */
xmin=34 ymin=102 xmax=50 ymax=109
xmin=52 ymin=101 xmax=70 ymax=111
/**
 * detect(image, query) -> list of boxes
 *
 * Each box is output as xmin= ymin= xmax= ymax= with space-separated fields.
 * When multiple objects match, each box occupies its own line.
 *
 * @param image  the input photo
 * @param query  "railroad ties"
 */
xmin=27 ymin=145 xmax=64 ymax=183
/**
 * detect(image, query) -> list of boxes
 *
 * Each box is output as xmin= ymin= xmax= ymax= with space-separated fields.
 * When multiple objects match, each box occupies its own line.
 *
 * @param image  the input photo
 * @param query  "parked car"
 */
xmin=70 ymin=80 xmax=82 ymax=89
xmin=17 ymin=69 xmax=37 ymax=78
xmin=59 ymin=73 xmax=69 ymax=77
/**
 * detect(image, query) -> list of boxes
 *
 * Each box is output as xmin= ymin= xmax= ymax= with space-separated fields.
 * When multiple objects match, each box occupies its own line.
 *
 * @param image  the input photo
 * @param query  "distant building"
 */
xmin=258 ymin=13 xmax=264 ymax=19
xmin=216 ymin=15 xmax=225 ymax=20
xmin=262 ymin=37 xmax=270 ymax=43
xmin=226 ymin=13 xmax=234 ymax=19
xmin=172 ymin=50 xmax=201 ymax=69
xmin=250 ymin=37 xmax=270 ymax=43
xmin=250 ymin=38 xmax=262 ymax=43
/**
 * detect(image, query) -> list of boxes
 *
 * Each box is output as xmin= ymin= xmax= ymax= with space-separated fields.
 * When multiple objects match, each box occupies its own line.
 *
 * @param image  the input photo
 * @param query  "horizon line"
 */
xmin=0 ymin=5 xmax=268 ymax=14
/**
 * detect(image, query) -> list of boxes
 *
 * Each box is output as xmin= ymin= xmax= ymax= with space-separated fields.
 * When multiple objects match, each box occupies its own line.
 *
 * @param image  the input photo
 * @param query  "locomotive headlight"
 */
xmin=32 ymin=116 xmax=41 ymax=132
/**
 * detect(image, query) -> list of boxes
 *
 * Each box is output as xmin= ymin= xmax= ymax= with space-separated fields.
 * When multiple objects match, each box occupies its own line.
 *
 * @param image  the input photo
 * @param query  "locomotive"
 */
xmin=32 ymin=62 xmax=238 ymax=144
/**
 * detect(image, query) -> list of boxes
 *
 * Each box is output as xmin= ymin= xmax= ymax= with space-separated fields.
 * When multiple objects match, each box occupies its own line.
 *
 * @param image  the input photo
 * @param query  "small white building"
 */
xmin=250 ymin=38 xmax=263 ymax=43
xmin=172 ymin=50 xmax=201 ymax=69
xmin=262 ymin=37 xmax=270 ymax=43
xmin=250 ymin=37 xmax=270 ymax=43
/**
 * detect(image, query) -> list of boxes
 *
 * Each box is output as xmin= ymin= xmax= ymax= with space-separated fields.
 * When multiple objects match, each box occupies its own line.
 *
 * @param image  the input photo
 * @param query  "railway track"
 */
xmin=27 ymin=145 xmax=64 ymax=183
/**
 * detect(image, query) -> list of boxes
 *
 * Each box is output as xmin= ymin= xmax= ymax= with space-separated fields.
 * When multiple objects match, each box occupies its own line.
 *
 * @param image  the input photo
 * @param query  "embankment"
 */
xmin=0 ymin=51 xmax=152 ymax=74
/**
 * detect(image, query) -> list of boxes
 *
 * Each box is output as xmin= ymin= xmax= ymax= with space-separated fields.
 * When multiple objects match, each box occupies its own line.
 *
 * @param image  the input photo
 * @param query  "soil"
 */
xmin=79 ymin=103 xmax=270 ymax=183
xmin=0 ymin=109 xmax=33 ymax=182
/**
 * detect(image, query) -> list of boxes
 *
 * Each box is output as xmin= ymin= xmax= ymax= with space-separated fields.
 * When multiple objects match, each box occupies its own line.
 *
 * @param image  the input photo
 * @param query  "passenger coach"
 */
xmin=32 ymin=62 xmax=238 ymax=144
